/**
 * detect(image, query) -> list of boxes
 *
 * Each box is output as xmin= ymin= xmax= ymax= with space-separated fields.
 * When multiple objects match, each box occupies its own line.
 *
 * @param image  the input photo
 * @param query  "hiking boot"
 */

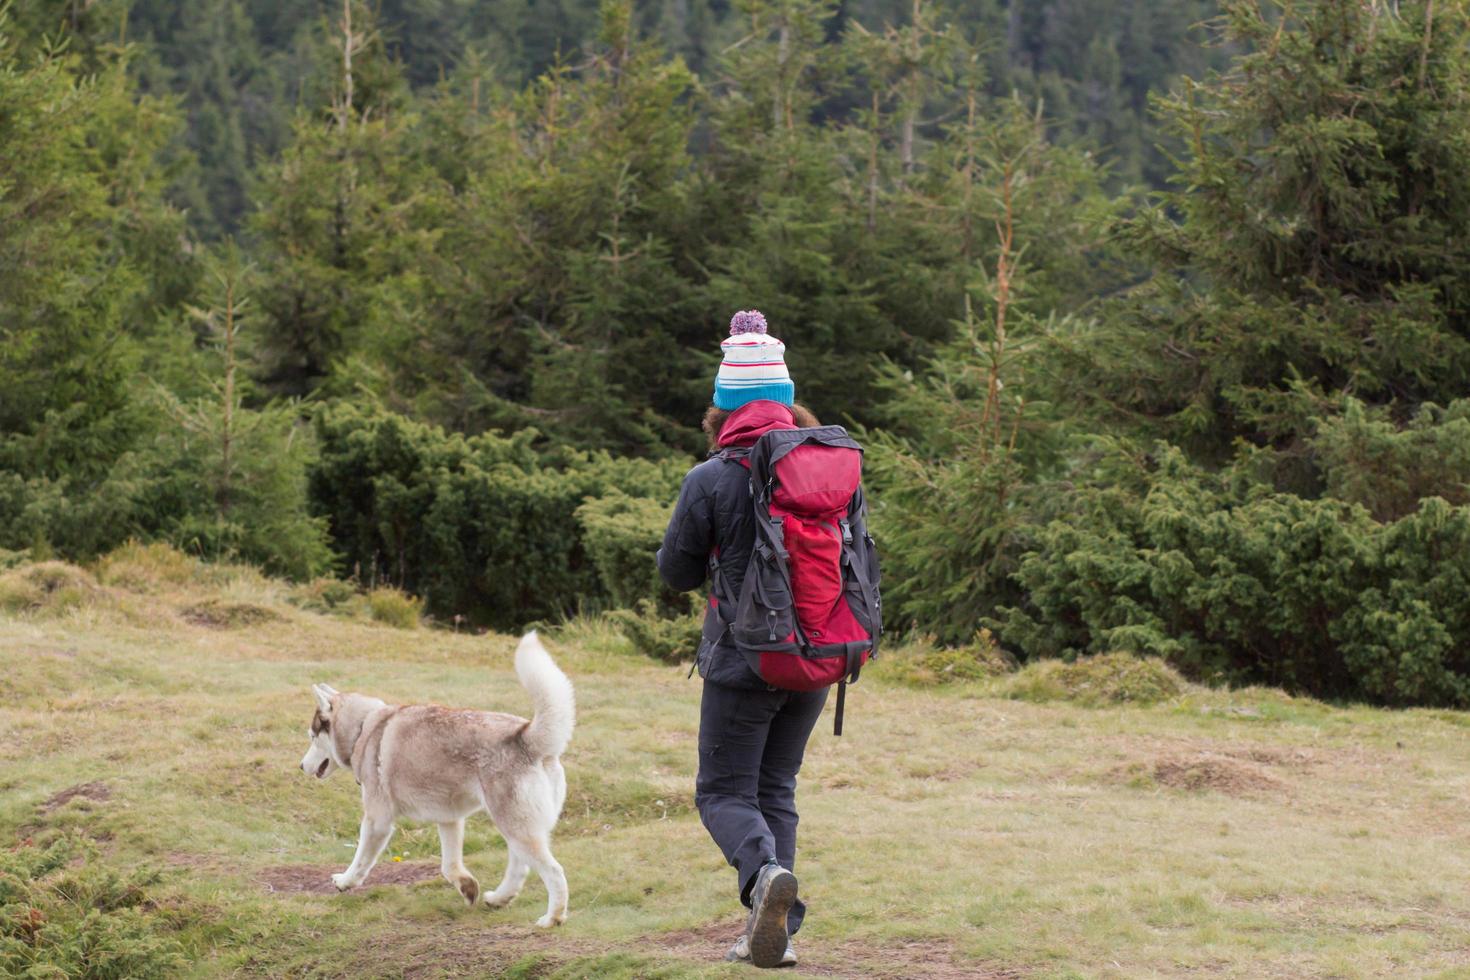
xmin=745 ymin=863 xmax=798 ymax=968
xmin=726 ymin=933 xmax=797 ymax=967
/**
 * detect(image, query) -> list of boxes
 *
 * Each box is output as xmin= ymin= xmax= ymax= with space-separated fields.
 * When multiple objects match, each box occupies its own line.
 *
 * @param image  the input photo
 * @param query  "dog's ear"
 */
xmin=312 ymin=683 xmax=338 ymax=714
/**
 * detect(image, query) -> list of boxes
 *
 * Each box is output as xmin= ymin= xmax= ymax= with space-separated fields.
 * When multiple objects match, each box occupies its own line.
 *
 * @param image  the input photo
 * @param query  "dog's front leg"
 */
xmin=437 ymin=819 xmax=480 ymax=906
xmin=334 ymin=814 xmax=394 ymax=891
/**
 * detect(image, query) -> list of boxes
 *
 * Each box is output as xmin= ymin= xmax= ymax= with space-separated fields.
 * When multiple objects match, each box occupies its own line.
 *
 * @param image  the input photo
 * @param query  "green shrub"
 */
xmin=288 ymin=577 xmax=363 ymax=615
xmin=93 ymin=541 xmax=205 ymax=593
xmin=368 ymin=587 xmax=422 ymax=629
xmin=133 ymin=391 xmax=334 ymax=581
xmin=0 ymin=836 xmax=186 ymax=979
xmin=308 ymin=404 xmax=683 ymax=629
xmin=999 ymin=652 xmax=1186 ymax=708
xmin=609 ymin=597 xmax=702 ymax=664
xmin=0 ymin=470 xmax=139 ymax=564
xmin=576 ymin=491 xmax=680 ymax=613
xmin=0 ymin=398 xmax=333 ymax=583
xmin=995 ymin=447 xmax=1470 ymax=707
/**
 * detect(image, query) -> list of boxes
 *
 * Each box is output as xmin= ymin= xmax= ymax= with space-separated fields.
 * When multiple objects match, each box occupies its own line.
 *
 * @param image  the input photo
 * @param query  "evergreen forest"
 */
xmin=7 ymin=0 xmax=1470 ymax=707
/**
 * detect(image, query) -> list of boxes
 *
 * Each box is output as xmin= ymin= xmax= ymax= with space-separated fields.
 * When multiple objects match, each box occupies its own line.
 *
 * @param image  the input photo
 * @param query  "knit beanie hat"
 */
xmin=712 ymin=310 xmax=795 ymax=410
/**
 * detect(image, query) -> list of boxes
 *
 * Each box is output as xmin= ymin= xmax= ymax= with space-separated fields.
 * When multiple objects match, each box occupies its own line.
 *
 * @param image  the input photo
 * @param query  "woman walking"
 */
xmin=657 ymin=310 xmax=824 ymax=968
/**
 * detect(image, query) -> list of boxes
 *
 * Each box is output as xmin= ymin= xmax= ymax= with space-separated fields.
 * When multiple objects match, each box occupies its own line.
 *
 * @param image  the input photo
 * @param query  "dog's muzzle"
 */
xmin=314 ymin=758 xmax=330 ymax=779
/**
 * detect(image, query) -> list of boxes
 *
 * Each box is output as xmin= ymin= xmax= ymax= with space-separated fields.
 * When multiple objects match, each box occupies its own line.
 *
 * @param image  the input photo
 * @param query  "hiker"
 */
xmin=656 ymin=309 xmax=881 ymax=969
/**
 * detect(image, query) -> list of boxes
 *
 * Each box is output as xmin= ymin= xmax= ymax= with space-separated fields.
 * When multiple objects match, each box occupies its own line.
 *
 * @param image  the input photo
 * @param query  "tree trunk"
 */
xmin=775 ymin=21 xmax=790 ymax=130
xmin=219 ymin=271 xmax=237 ymax=516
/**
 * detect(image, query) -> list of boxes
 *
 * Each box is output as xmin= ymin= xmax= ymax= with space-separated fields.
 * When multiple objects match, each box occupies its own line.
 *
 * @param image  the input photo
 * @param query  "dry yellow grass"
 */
xmin=3 ymin=549 xmax=1470 ymax=978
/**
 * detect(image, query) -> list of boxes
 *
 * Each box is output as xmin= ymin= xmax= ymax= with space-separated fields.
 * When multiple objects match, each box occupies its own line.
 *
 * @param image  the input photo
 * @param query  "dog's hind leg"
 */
xmin=483 ymin=841 xmax=529 ymax=909
xmin=438 ymin=819 xmax=480 ymax=906
xmin=548 ymin=759 xmax=567 ymax=819
xmin=333 ymin=814 xmax=394 ymax=891
xmin=505 ymin=832 xmax=568 ymax=928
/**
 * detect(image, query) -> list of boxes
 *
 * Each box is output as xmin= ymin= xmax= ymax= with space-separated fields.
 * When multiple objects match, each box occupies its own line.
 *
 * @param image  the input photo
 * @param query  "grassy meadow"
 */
xmin=3 ymin=547 xmax=1470 ymax=979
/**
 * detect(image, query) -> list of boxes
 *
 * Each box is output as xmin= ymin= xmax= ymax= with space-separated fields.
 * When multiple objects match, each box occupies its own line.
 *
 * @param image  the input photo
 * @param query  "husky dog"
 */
xmin=299 ymin=631 xmax=575 ymax=927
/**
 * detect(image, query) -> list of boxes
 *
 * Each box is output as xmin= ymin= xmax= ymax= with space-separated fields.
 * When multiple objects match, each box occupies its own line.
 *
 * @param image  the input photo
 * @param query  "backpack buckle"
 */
xmin=840 ymin=519 xmax=853 ymax=544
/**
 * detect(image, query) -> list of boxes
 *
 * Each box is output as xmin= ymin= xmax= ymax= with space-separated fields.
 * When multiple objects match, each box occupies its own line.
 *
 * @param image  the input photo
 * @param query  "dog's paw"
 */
xmin=456 ymin=876 xmax=480 ymax=906
xmin=332 ymin=872 xmax=357 ymax=892
xmin=534 ymin=911 xmax=566 ymax=929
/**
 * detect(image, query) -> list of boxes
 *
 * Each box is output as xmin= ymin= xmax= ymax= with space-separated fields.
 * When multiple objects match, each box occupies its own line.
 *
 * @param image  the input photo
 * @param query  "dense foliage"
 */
xmin=996 ymin=447 xmax=1470 ymax=706
xmin=308 ymin=403 xmax=682 ymax=627
xmin=867 ymin=0 xmax=1470 ymax=706
xmin=13 ymin=0 xmax=1226 ymax=235
xmin=7 ymin=0 xmax=1470 ymax=706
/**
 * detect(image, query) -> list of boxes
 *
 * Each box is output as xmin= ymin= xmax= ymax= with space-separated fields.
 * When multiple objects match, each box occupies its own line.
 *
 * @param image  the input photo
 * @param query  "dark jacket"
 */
xmin=657 ymin=401 xmax=799 ymax=689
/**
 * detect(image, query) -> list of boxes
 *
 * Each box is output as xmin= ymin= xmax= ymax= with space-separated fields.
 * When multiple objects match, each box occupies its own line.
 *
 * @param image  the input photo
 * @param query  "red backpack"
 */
xmin=712 ymin=426 xmax=882 ymax=733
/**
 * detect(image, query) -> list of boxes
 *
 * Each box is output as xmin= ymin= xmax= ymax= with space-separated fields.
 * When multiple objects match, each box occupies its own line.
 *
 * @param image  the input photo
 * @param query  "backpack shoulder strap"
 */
xmin=704 ymin=445 xmax=754 ymax=628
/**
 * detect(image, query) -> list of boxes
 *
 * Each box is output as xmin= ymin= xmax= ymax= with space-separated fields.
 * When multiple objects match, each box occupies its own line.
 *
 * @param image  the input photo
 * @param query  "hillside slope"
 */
xmin=2 ymin=551 xmax=1468 ymax=978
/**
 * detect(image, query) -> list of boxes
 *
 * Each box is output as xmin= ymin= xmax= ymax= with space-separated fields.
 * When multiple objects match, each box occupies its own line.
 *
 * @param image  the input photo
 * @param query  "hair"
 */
xmin=703 ymin=403 xmax=820 ymax=450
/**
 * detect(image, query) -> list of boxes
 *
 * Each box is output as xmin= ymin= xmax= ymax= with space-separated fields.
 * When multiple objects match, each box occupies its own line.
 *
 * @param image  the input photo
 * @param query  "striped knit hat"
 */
xmin=713 ymin=310 xmax=795 ymax=410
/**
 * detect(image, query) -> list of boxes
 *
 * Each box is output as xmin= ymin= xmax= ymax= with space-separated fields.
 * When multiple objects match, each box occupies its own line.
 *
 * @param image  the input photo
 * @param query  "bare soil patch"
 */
xmin=648 ymin=919 xmax=1020 ymax=978
xmin=646 ymin=916 xmax=745 ymax=952
xmin=1099 ymin=735 xmax=1339 ymax=797
xmin=332 ymin=923 xmax=562 ymax=979
xmin=804 ymin=936 xmax=1022 ymax=979
xmin=40 ymin=780 xmax=112 ymax=813
xmin=256 ymin=860 xmax=441 ymax=894
xmin=181 ymin=599 xmax=281 ymax=629
xmin=1151 ymin=753 xmax=1285 ymax=795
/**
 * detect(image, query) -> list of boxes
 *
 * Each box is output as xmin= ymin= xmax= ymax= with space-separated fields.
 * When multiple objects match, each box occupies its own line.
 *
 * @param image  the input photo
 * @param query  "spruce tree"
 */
xmin=1075 ymin=0 xmax=1470 ymax=481
xmin=250 ymin=0 xmax=437 ymax=399
xmin=0 ymin=12 xmax=145 ymax=483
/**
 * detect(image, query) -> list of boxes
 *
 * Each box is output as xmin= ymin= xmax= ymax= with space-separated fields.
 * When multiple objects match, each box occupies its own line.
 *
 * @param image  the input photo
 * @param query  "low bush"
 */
xmin=876 ymin=629 xmax=1018 ymax=686
xmin=576 ymin=491 xmax=681 ymax=613
xmin=308 ymin=403 xmax=684 ymax=629
xmin=995 ymin=447 xmax=1470 ymax=707
xmin=0 ymin=562 xmax=103 ymax=616
xmin=0 ymin=836 xmax=186 ymax=979
xmin=288 ymin=576 xmax=363 ymax=615
xmin=367 ymin=587 xmax=422 ymax=629
xmin=608 ymin=597 xmax=702 ymax=663
xmin=0 ymin=401 xmax=333 ymax=583
xmin=93 ymin=541 xmax=205 ymax=593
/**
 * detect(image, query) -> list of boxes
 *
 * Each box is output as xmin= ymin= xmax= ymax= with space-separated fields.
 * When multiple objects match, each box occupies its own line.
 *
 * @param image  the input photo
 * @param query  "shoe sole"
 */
xmin=748 ymin=870 xmax=798 ymax=969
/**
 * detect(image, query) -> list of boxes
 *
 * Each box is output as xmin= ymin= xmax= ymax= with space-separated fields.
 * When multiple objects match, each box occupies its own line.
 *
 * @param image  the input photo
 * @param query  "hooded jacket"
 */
xmin=656 ymin=401 xmax=798 ymax=689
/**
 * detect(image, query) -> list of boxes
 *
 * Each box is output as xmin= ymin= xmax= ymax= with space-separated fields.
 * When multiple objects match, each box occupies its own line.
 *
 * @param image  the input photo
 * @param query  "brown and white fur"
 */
xmin=299 ymin=631 xmax=574 ymax=927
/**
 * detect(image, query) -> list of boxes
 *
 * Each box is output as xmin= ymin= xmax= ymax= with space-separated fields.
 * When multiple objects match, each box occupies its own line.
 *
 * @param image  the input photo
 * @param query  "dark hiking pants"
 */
xmin=695 ymin=679 xmax=829 ymax=935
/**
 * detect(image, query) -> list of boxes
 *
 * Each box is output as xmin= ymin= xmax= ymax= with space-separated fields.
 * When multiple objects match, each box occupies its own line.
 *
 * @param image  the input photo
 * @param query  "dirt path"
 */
xmin=250 ymin=870 xmax=1025 ymax=977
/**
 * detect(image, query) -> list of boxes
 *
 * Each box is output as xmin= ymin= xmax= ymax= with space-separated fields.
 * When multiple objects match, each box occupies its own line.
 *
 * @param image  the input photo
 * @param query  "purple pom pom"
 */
xmin=729 ymin=310 xmax=768 ymax=336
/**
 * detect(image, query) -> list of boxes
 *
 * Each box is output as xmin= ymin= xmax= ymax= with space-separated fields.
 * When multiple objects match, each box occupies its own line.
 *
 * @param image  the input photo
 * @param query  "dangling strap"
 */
xmin=833 ymin=679 xmax=847 ymax=737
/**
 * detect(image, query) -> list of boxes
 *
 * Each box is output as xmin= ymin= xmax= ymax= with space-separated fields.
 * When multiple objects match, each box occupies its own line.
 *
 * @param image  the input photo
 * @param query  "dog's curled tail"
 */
xmin=516 ymin=631 xmax=576 ymax=759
